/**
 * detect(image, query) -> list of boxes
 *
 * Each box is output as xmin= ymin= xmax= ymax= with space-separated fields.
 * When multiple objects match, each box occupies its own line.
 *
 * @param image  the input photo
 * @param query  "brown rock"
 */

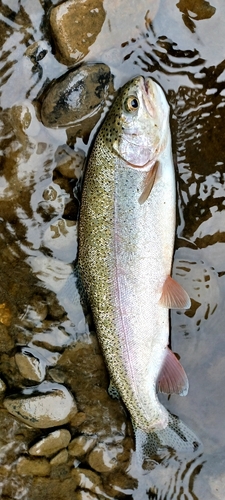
xmin=68 ymin=435 xmax=97 ymax=457
xmin=50 ymin=0 xmax=106 ymax=65
xmin=29 ymin=429 xmax=71 ymax=457
xmin=16 ymin=457 xmax=50 ymax=476
xmin=50 ymin=448 xmax=68 ymax=466
xmin=88 ymin=441 xmax=124 ymax=473
xmin=41 ymin=63 xmax=113 ymax=129
xmin=71 ymin=468 xmax=102 ymax=493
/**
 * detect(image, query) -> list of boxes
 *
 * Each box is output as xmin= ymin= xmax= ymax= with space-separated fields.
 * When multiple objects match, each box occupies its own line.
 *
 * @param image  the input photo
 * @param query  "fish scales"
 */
xmin=78 ymin=76 xmax=189 ymax=434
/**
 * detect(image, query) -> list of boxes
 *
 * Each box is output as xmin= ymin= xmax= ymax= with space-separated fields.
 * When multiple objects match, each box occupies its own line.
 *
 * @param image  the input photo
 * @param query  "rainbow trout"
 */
xmin=78 ymin=76 xmax=200 ymax=456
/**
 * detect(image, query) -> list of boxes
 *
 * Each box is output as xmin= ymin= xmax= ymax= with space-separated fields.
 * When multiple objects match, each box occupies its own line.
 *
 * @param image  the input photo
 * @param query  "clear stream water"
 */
xmin=0 ymin=0 xmax=225 ymax=499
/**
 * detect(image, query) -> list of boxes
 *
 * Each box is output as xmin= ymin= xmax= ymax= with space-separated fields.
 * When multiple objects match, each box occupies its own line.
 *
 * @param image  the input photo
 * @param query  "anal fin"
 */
xmin=157 ymin=347 xmax=189 ymax=396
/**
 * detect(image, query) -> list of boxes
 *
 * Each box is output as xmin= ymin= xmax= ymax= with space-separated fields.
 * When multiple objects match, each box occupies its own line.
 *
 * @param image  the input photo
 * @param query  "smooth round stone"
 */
xmin=41 ymin=63 xmax=113 ymax=128
xmin=29 ymin=429 xmax=71 ymax=457
xmin=68 ymin=435 xmax=96 ymax=457
xmin=50 ymin=0 xmax=106 ymax=65
xmin=15 ymin=351 xmax=46 ymax=383
xmin=16 ymin=457 xmax=50 ymax=476
xmin=50 ymin=448 xmax=68 ymax=466
xmin=3 ymin=382 xmax=77 ymax=428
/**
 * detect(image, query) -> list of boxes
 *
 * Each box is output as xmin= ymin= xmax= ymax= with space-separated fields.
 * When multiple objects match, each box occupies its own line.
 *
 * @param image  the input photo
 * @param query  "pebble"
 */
xmin=29 ymin=429 xmax=71 ymax=457
xmin=3 ymin=381 xmax=77 ymax=428
xmin=15 ymin=350 xmax=46 ymax=383
xmin=16 ymin=457 xmax=50 ymax=476
xmin=71 ymin=468 xmax=102 ymax=493
xmin=68 ymin=435 xmax=97 ymax=457
xmin=50 ymin=448 xmax=69 ymax=466
xmin=50 ymin=0 xmax=106 ymax=65
xmin=41 ymin=63 xmax=113 ymax=128
xmin=88 ymin=441 xmax=124 ymax=473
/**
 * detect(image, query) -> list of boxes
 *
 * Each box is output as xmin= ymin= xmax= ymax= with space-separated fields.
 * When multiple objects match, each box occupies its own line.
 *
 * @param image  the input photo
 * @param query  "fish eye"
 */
xmin=124 ymin=95 xmax=139 ymax=112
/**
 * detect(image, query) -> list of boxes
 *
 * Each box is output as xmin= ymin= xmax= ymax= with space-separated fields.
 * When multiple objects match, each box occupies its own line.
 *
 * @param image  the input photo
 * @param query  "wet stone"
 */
xmin=15 ymin=350 xmax=46 ymax=383
xmin=21 ymin=294 xmax=48 ymax=327
xmin=41 ymin=63 xmax=113 ymax=129
xmin=55 ymin=145 xmax=85 ymax=180
xmin=29 ymin=429 xmax=71 ymax=457
xmin=50 ymin=0 xmax=106 ymax=65
xmin=50 ymin=448 xmax=68 ymax=466
xmin=71 ymin=468 xmax=102 ymax=493
xmin=3 ymin=381 xmax=77 ymax=428
xmin=88 ymin=441 xmax=124 ymax=473
xmin=16 ymin=457 xmax=50 ymax=476
xmin=68 ymin=435 xmax=97 ymax=457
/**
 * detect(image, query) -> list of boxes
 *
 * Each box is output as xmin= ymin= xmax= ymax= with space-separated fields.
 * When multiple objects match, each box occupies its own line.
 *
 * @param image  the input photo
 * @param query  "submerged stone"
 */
xmin=50 ymin=0 xmax=106 ymax=65
xmin=3 ymin=381 xmax=77 ymax=428
xmin=15 ymin=350 xmax=46 ymax=383
xmin=50 ymin=448 xmax=69 ymax=466
xmin=17 ymin=457 xmax=51 ymax=476
xmin=68 ymin=435 xmax=97 ymax=457
xmin=41 ymin=63 xmax=113 ymax=129
xmin=29 ymin=429 xmax=71 ymax=457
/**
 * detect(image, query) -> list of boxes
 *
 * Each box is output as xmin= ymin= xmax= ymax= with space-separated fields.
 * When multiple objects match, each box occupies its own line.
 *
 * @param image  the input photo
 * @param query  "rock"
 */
xmin=21 ymin=294 xmax=48 ymax=327
xmin=15 ymin=349 xmax=46 ymax=383
xmin=41 ymin=63 xmax=113 ymax=129
xmin=68 ymin=435 xmax=97 ymax=457
xmin=50 ymin=448 xmax=68 ymax=466
xmin=50 ymin=0 xmax=106 ymax=65
xmin=29 ymin=429 xmax=71 ymax=457
xmin=55 ymin=145 xmax=85 ymax=180
xmin=71 ymin=468 xmax=102 ymax=493
xmin=3 ymin=382 xmax=77 ymax=428
xmin=0 ymin=378 xmax=6 ymax=393
xmin=88 ymin=441 xmax=124 ymax=473
xmin=16 ymin=457 xmax=50 ymax=476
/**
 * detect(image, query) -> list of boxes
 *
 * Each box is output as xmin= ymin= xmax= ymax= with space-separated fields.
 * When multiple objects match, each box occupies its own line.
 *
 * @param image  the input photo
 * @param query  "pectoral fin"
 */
xmin=159 ymin=275 xmax=191 ymax=309
xmin=157 ymin=347 xmax=189 ymax=396
xmin=138 ymin=161 xmax=160 ymax=205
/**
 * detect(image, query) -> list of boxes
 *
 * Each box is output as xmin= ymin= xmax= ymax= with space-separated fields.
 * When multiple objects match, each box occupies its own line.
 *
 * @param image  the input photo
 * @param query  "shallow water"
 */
xmin=0 ymin=0 xmax=225 ymax=498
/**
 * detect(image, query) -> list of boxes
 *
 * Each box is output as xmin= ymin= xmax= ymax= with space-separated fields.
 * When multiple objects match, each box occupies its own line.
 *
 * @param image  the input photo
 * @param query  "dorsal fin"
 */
xmin=138 ymin=161 xmax=160 ymax=205
xmin=159 ymin=275 xmax=191 ymax=309
xmin=157 ymin=347 xmax=189 ymax=396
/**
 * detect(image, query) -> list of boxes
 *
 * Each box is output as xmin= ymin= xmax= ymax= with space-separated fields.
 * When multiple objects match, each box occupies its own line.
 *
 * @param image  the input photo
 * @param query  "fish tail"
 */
xmin=134 ymin=412 xmax=202 ymax=470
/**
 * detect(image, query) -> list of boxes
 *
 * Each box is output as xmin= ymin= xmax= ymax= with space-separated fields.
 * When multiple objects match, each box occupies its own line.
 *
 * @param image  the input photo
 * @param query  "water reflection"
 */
xmin=0 ymin=0 xmax=225 ymax=498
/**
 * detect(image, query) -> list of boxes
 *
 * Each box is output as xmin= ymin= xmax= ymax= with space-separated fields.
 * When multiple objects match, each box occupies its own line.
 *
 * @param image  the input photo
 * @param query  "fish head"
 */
xmin=107 ymin=76 xmax=170 ymax=169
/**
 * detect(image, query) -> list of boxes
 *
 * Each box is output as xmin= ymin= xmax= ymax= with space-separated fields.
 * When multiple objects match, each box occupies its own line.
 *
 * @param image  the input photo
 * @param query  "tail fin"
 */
xmin=134 ymin=412 xmax=202 ymax=470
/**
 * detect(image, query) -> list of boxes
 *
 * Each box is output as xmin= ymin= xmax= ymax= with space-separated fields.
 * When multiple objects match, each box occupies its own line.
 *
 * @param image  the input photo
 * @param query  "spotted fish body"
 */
xmin=78 ymin=76 xmax=191 ymax=436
